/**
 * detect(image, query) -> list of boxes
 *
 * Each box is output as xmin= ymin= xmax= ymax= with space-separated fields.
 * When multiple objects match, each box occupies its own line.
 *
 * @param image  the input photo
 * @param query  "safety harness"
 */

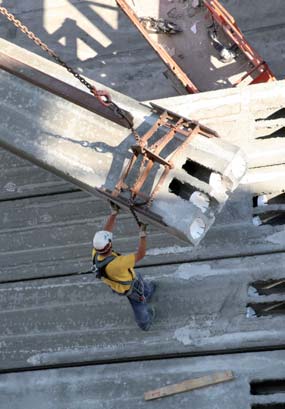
xmin=92 ymin=252 xmax=134 ymax=288
xmin=92 ymin=252 xmax=145 ymax=300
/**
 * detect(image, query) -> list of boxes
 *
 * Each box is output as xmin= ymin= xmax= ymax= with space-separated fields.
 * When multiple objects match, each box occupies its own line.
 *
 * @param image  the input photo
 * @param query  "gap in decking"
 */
xmin=249 ymin=279 xmax=285 ymax=296
xmin=255 ymin=108 xmax=285 ymax=121
xmin=247 ymin=302 xmax=285 ymax=317
xmin=251 ymin=404 xmax=285 ymax=409
xmin=256 ymin=127 xmax=285 ymax=140
xmin=253 ymin=193 xmax=285 ymax=208
xmin=251 ymin=379 xmax=285 ymax=395
xmin=253 ymin=212 xmax=285 ymax=226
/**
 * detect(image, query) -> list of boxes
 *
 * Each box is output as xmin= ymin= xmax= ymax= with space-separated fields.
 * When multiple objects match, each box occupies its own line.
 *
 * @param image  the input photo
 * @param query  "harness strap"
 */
xmin=93 ymin=252 xmax=134 ymax=286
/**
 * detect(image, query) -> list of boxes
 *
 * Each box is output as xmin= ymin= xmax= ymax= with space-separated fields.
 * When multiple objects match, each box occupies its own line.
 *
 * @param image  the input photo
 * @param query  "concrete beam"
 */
xmin=0 ymin=39 xmax=247 ymax=244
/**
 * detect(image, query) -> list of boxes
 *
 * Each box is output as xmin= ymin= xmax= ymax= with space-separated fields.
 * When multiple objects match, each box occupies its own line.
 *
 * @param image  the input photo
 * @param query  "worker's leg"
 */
xmin=135 ymin=272 xmax=156 ymax=302
xmin=144 ymin=281 xmax=156 ymax=302
xmin=127 ymin=295 xmax=155 ymax=331
xmin=127 ymin=273 xmax=156 ymax=330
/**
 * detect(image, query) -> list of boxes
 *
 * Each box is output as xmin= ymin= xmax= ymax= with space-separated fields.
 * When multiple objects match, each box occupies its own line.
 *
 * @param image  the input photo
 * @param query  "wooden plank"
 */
xmin=144 ymin=371 xmax=234 ymax=401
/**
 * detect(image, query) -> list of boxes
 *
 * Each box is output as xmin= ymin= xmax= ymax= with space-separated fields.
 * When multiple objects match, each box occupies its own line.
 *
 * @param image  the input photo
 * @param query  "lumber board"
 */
xmin=144 ymin=371 xmax=234 ymax=400
xmin=0 ymin=350 xmax=284 ymax=409
xmin=0 ymin=252 xmax=284 ymax=370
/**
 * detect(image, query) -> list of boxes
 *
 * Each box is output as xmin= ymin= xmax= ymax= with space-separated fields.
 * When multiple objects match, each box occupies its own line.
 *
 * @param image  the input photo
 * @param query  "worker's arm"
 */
xmin=103 ymin=201 xmax=120 ymax=232
xmin=135 ymin=223 xmax=147 ymax=263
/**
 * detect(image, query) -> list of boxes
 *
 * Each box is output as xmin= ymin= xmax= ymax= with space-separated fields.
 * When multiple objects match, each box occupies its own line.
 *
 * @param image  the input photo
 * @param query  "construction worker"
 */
xmin=92 ymin=202 xmax=156 ymax=331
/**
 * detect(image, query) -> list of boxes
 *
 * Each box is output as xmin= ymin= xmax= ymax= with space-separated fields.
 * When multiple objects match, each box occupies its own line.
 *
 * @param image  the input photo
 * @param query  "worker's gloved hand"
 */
xmin=109 ymin=201 xmax=120 ymax=215
xmin=139 ymin=222 xmax=148 ymax=238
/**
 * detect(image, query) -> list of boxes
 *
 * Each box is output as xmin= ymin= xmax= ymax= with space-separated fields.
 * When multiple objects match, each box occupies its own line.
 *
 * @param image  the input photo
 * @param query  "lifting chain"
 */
xmin=128 ymin=202 xmax=142 ymax=227
xmin=0 ymin=6 xmax=144 ymax=223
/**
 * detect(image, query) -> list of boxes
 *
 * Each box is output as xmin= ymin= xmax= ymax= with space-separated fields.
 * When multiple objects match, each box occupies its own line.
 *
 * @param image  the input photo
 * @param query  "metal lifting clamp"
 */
xmin=107 ymin=103 xmax=246 ymax=245
xmin=111 ymin=105 xmax=218 ymax=208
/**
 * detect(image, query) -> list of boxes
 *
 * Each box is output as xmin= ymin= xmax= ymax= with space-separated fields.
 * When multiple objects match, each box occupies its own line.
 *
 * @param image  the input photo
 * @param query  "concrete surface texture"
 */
xmin=0 ymin=252 xmax=285 ymax=370
xmin=0 ymin=351 xmax=285 ymax=409
xmin=0 ymin=1 xmax=285 ymax=408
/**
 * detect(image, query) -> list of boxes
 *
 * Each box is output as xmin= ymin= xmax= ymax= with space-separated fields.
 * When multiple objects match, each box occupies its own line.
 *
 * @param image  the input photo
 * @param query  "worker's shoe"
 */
xmin=142 ymin=306 xmax=155 ymax=331
xmin=145 ymin=281 xmax=157 ymax=303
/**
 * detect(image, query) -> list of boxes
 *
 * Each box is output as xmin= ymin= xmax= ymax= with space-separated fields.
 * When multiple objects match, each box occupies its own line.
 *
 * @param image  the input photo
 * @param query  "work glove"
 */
xmin=109 ymin=201 xmax=120 ymax=215
xmin=139 ymin=222 xmax=148 ymax=238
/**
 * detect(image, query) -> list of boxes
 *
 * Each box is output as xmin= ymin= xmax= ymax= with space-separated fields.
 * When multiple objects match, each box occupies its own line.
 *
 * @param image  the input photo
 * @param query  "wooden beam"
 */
xmin=144 ymin=371 xmax=234 ymax=401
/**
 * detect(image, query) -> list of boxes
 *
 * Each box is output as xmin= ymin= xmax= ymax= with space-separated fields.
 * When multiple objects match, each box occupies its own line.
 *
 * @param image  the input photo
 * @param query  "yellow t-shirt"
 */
xmin=92 ymin=249 xmax=136 ymax=294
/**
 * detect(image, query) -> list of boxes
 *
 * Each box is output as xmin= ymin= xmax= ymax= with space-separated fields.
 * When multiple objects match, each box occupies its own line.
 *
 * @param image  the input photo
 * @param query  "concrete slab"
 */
xmin=1 ymin=350 xmax=285 ymax=409
xmin=0 ymin=252 xmax=284 ymax=370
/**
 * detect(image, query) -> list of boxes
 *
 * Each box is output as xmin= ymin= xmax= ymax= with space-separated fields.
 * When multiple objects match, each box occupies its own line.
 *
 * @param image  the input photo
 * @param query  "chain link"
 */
xmin=128 ymin=202 xmax=142 ymax=227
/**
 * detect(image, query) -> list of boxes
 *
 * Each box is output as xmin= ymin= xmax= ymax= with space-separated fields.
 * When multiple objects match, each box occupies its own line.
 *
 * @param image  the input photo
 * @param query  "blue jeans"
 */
xmin=127 ymin=273 xmax=154 ymax=330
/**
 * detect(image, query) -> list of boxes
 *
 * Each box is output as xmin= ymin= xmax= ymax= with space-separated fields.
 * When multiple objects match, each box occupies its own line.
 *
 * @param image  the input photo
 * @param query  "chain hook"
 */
xmin=91 ymin=86 xmax=112 ymax=107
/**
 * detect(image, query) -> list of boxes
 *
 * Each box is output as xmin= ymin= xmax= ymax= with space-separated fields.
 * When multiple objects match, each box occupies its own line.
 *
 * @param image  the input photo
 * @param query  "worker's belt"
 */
xmin=123 ymin=276 xmax=145 ymax=302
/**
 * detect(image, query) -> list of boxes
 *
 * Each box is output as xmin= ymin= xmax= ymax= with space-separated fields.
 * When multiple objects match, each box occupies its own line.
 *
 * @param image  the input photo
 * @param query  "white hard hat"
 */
xmin=93 ymin=230 xmax=113 ymax=252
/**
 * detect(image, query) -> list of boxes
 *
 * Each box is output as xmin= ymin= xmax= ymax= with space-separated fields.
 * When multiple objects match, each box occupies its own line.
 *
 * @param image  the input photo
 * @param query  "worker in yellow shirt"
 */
xmin=92 ymin=202 xmax=156 ymax=331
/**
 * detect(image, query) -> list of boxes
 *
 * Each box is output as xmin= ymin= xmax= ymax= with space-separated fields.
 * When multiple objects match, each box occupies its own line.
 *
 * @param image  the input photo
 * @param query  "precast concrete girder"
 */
xmin=0 ymin=39 xmax=247 ymax=244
